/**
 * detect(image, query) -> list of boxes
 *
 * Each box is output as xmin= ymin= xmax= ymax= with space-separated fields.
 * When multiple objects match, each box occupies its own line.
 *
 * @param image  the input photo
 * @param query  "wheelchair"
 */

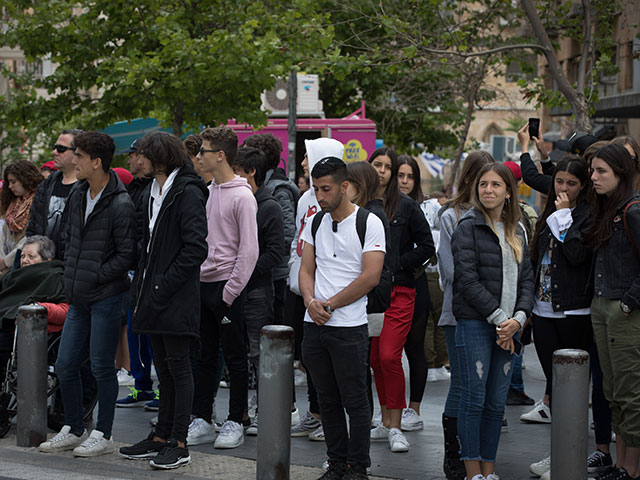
xmin=0 ymin=326 xmax=98 ymax=438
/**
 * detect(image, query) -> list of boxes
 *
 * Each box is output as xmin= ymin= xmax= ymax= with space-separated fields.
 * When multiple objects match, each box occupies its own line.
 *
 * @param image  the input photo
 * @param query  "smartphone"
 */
xmin=528 ymin=118 xmax=540 ymax=139
xmin=513 ymin=337 xmax=523 ymax=357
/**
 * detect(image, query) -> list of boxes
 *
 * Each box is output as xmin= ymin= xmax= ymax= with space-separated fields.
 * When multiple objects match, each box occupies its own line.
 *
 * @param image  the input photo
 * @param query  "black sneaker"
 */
xmin=318 ymin=461 xmax=346 ymax=480
xmin=149 ymin=440 xmax=191 ymax=470
xmin=506 ymin=388 xmax=535 ymax=405
xmin=593 ymin=466 xmax=623 ymax=480
xmin=343 ymin=464 xmax=368 ymax=480
xmin=606 ymin=467 xmax=640 ymax=480
xmin=119 ymin=431 xmax=165 ymax=459
xmin=588 ymin=450 xmax=613 ymax=473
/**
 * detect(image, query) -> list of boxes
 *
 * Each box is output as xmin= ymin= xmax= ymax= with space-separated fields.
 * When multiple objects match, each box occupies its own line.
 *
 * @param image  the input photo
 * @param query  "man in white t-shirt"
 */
xmin=299 ymin=157 xmax=385 ymax=480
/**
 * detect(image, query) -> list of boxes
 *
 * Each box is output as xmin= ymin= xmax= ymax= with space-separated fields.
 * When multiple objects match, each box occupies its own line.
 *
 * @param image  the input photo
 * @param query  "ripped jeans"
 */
xmin=456 ymin=318 xmax=514 ymax=463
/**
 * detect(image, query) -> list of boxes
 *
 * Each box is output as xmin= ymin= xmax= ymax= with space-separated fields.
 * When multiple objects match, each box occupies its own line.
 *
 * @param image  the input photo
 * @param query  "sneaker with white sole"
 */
xmin=388 ymin=427 xmax=410 ymax=452
xmin=540 ymin=471 xmax=550 ymax=480
xmin=309 ymin=424 xmax=325 ymax=441
xmin=520 ymin=400 xmax=551 ymax=424
xmin=467 ymin=475 xmax=486 ymax=480
xmin=214 ymin=420 xmax=244 ymax=449
xmin=371 ymin=411 xmax=382 ymax=427
xmin=587 ymin=450 xmax=613 ymax=473
xmin=149 ymin=440 xmax=191 ymax=470
xmin=486 ymin=474 xmax=500 ymax=480
xmin=291 ymin=411 xmax=321 ymax=437
xmin=186 ymin=417 xmax=216 ymax=445
xmin=247 ymin=414 xmax=258 ymax=436
xmin=401 ymin=407 xmax=424 ymax=431
xmin=529 ymin=454 xmax=551 ymax=476
xmin=291 ymin=407 xmax=300 ymax=426
xmin=73 ymin=430 xmax=114 ymax=457
xmin=38 ymin=425 xmax=88 ymax=452
xmin=117 ymin=368 xmax=134 ymax=386
xmin=370 ymin=424 xmax=389 ymax=441
xmin=119 ymin=431 xmax=165 ymax=459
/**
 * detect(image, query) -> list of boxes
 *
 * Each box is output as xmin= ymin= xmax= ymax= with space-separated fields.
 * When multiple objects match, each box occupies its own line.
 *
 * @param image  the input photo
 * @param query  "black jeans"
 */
xmin=303 ymin=323 xmax=371 ymax=469
xmin=405 ymin=272 xmax=429 ymax=403
xmin=193 ymin=281 xmax=248 ymax=424
xmin=150 ymin=334 xmax=193 ymax=444
xmin=244 ymin=283 xmax=274 ymax=393
xmin=272 ymin=278 xmax=287 ymax=325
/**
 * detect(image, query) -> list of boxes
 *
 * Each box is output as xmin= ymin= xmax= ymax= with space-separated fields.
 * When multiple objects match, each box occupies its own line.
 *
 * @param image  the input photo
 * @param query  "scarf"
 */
xmin=4 ymin=192 xmax=35 ymax=234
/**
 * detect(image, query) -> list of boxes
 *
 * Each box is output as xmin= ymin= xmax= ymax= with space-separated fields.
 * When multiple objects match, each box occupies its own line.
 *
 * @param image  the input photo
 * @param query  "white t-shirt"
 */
xmin=300 ymin=206 xmax=386 ymax=327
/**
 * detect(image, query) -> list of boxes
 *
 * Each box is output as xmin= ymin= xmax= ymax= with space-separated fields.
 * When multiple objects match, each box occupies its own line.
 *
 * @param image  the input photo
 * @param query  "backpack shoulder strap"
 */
xmin=623 ymin=200 xmax=640 ymax=259
xmin=311 ymin=211 xmax=326 ymax=245
xmin=356 ymin=207 xmax=369 ymax=248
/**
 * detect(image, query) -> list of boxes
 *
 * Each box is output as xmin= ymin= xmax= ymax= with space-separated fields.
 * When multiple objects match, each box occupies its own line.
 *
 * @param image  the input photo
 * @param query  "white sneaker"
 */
xmin=291 ymin=407 xmax=300 ymax=426
xmin=248 ymin=395 xmax=257 ymax=419
xmin=371 ymin=411 xmax=382 ymax=427
xmin=291 ymin=411 xmax=321 ymax=437
xmin=370 ymin=424 xmax=390 ymax=441
xmin=427 ymin=368 xmax=439 ymax=382
xmin=432 ymin=366 xmax=451 ymax=381
xmin=116 ymin=368 xmax=134 ymax=386
xmin=540 ymin=471 xmax=550 ymax=480
xmin=388 ymin=427 xmax=410 ymax=452
xmin=186 ymin=417 xmax=216 ymax=445
xmin=294 ymin=369 xmax=307 ymax=387
xmin=529 ymin=454 xmax=551 ymax=476
xmin=466 ymin=475 xmax=486 ymax=480
xmin=309 ymin=424 xmax=325 ymax=441
xmin=214 ymin=420 xmax=244 ymax=449
xmin=247 ymin=414 xmax=258 ymax=436
xmin=401 ymin=407 xmax=424 ymax=431
xmin=72 ymin=430 xmax=114 ymax=457
xmin=487 ymin=474 xmax=500 ymax=480
xmin=520 ymin=400 xmax=551 ymax=424
xmin=39 ymin=425 xmax=88 ymax=452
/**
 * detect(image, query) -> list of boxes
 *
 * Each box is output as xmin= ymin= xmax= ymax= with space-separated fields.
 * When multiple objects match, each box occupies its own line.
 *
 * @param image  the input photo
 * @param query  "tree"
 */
xmin=0 ymin=0 xmax=332 ymax=144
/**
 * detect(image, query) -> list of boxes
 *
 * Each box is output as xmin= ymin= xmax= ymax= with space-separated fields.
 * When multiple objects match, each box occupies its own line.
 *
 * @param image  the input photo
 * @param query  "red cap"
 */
xmin=41 ymin=161 xmax=58 ymax=171
xmin=504 ymin=161 xmax=522 ymax=180
xmin=113 ymin=167 xmax=133 ymax=185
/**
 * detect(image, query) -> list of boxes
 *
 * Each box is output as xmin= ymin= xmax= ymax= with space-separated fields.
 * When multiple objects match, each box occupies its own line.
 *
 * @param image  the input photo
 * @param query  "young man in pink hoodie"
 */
xmin=188 ymin=126 xmax=259 ymax=449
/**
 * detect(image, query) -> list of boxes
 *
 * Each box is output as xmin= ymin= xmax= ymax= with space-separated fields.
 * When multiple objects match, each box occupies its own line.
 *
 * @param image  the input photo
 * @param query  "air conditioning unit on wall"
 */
xmin=261 ymin=74 xmax=324 ymax=117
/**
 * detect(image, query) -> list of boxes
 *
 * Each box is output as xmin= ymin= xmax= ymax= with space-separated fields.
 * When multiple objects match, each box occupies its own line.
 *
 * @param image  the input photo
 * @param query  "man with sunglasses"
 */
xmin=27 ymin=129 xmax=82 ymax=258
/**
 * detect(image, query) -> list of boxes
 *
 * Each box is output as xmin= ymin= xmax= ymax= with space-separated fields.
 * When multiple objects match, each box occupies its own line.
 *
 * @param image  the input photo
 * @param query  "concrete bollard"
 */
xmin=256 ymin=325 xmax=294 ymax=480
xmin=551 ymin=348 xmax=590 ymax=480
xmin=16 ymin=304 xmax=49 ymax=447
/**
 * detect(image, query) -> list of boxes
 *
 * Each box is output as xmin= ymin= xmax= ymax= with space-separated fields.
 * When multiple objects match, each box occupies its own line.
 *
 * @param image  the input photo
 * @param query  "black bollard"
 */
xmin=256 ymin=325 xmax=294 ymax=480
xmin=16 ymin=304 xmax=48 ymax=447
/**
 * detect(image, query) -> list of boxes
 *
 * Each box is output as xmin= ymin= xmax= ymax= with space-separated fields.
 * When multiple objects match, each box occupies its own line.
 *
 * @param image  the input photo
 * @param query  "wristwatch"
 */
xmin=620 ymin=301 xmax=632 ymax=315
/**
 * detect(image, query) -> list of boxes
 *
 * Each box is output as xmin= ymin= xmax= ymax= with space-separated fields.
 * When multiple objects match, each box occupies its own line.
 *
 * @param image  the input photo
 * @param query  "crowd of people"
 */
xmin=0 ymin=123 xmax=639 ymax=480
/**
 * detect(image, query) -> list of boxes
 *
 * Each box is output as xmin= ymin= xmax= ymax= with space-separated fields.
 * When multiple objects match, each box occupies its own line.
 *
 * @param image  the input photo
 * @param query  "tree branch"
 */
xmin=420 ymin=43 xmax=548 ymax=58
xmin=577 ymin=0 xmax=591 ymax=92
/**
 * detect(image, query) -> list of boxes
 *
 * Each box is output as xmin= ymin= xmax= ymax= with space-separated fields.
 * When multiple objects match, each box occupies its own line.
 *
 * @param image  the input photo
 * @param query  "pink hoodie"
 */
xmin=200 ymin=175 xmax=259 ymax=305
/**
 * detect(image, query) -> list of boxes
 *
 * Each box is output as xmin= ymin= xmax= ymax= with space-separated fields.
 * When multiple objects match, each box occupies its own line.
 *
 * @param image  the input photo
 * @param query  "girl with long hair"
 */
xmin=437 ymin=151 xmax=494 ymax=480
xmin=451 ymin=162 xmax=534 ymax=480
xmin=0 ymin=160 xmax=43 ymax=274
xmin=524 ymin=156 xmax=594 ymax=474
xmin=368 ymin=147 xmax=434 ymax=453
xmin=587 ymin=143 xmax=640 ymax=480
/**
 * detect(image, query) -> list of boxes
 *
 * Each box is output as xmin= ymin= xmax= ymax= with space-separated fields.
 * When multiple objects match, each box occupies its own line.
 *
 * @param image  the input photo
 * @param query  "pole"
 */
xmin=551 ymin=348 xmax=590 ymax=480
xmin=16 ymin=304 xmax=48 ymax=447
xmin=287 ymin=69 xmax=297 ymax=182
xmin=256 ymin=325 xmax=294 ymax=480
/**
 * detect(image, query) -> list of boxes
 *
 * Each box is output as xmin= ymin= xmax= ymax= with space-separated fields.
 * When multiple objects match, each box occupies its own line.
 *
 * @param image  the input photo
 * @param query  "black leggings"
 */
xmin=404 ymin=273 xmax=430 ymax=404
xmin=532 ymin=313 xmax=592 ymax=400
xmin=150 ymin=334 xmax=193 ymax=444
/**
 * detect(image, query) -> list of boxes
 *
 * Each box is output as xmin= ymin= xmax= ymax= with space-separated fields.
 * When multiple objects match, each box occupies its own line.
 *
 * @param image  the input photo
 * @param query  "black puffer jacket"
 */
xmin=531 ymin=202 xmax=593 ymax=311
xmin=451 ymin=208 xmax=534 ymax=321
xmin=388 ymin=194 xmax=434 ymax=288
xmin=131 ymin=164 xmax=208 ymax=338
xmin=63 ymin=171 xmax=136 ymax=304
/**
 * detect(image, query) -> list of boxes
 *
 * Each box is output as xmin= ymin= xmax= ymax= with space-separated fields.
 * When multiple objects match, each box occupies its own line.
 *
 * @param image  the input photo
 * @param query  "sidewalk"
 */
xmin=0 ymin=346 xmax=585 ymax=479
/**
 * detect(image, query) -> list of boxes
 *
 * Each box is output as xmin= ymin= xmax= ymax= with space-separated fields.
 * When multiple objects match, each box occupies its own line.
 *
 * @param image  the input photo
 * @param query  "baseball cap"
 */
xmin=503 ymin=161 xmax=522 ymax=180
xmin=113 ymin=167 xmax=133 ymax=185
xmin=116 ymin=139 xmax=139 ymax=155
xmin=549 ymin=139 xmax=572 ymax=162
xmin=567 ymin=131 xmax=597 ymax=156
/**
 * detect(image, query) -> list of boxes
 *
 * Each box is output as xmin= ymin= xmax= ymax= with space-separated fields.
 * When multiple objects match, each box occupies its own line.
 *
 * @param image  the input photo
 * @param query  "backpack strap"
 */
xmin=623 ymin=200 xmax=640 ymax=259
xmin=355 ymin=207 xmax=369 ymax=249
xmin=311 ymin=211 xmax=326 ymax=245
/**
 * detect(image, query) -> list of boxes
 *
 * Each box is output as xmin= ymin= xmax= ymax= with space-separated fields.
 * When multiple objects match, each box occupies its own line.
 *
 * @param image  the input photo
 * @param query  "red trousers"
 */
xmin=370 ymin=285 xmax=416 ymax=410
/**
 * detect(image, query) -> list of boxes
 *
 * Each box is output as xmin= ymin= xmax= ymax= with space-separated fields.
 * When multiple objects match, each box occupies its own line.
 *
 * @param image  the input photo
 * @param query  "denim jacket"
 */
xmin=593 ymin=194 xmax=640 ymax=310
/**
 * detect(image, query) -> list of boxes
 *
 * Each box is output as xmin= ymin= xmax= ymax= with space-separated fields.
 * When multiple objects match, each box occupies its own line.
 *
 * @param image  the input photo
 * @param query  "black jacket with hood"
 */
xmin=63 ymin=170 xmax=136 ymax=304
xmin=131 ymin=164 xmax=208 ymax=338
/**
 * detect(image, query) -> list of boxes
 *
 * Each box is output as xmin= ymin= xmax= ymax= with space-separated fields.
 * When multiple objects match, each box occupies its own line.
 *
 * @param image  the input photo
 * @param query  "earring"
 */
xmin=505 ymin=197 xmax=510 ymax=207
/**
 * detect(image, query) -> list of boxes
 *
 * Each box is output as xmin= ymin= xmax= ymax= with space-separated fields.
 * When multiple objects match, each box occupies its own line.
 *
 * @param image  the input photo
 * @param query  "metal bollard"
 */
xmin=16 ymin=304 xmax=49 ymax=447
xmin=551 ymin=349 xmax=590 ymax=480
xmin=256 ymin=325 xmax=294 ymax=480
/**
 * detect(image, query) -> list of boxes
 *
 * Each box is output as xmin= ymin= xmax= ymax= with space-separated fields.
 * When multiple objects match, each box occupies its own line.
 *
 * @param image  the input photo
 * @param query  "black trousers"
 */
xmin=193 ymin=281 xmax=247 ymax=424
xmin=150 ymin=334 xmax=193 ymax=444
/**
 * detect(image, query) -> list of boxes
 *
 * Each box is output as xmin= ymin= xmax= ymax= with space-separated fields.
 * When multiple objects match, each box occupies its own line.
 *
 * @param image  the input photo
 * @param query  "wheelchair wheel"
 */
xmin=45 ymin=335 xmax=98 ymax=432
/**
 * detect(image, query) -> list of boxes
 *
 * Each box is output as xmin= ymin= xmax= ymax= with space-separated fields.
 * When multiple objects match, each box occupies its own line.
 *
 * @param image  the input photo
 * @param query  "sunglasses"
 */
xmin=53 ymin=144 xmax=76 ymax=153
xmin=199 ymin=147 xmax=222 ymax=155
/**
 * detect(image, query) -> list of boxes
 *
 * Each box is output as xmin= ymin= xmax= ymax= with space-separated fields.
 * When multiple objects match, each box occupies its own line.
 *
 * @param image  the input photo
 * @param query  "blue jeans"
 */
xmin=126 ymin=308 xmax=156 ymax=392
xmin=303 ymin=323 xmax=371 ymax=469
xmin=443 ymin=325 xmax=462 ymax=418
xmin=456 ymin=319 xmax=514 ymax=463
xmin=509 ymin=331 xmax=524 ymax=393
xmin=56 ymin=292 xmax=126 ymax=437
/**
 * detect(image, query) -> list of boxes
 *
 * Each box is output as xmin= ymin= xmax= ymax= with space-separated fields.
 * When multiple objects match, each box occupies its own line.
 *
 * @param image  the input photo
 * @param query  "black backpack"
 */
xmin=311 ymin=208 xmax=392 ymax=314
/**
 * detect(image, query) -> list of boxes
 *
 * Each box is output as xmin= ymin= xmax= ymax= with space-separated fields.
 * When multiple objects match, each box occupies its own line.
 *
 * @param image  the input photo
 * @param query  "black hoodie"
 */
xmin=131 ymin=163 xmax=208 ymax=338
